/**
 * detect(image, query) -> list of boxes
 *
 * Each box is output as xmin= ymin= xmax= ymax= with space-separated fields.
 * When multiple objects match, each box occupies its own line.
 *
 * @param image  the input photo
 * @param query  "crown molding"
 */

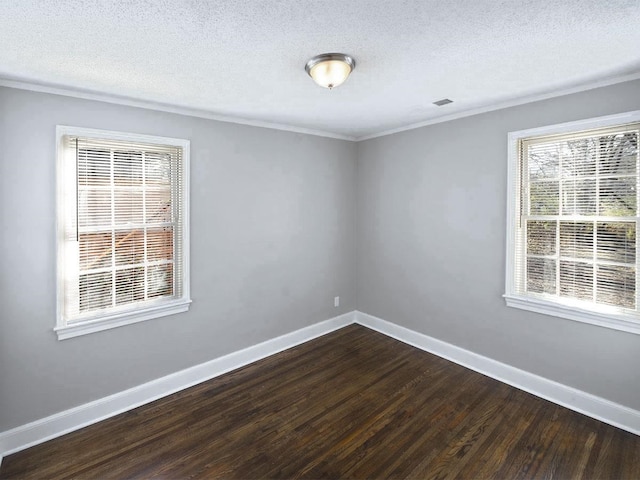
xmin=355 ymin=71 xmax=640 ymax=141
xmin=0 ymin=78 xmax=357 ymax=142
xmin=2 ymin=71 xmax=640 ymax=143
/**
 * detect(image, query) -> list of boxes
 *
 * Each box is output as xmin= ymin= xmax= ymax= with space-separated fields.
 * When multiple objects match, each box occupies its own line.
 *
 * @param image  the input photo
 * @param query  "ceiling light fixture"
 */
xmin=305 ymin=53 xmax=356 ymax=90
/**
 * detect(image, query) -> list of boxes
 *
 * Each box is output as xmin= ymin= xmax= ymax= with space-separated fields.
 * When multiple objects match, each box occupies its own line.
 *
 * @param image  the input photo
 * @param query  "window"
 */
xmin=505 ymin=112 xmax=640 ymax=334
xmin=56 ymin=127 xmax=190 ymax=339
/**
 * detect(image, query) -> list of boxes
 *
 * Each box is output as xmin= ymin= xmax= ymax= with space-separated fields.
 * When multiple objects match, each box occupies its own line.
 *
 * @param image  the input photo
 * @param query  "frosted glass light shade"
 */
xmin=305 ymin=53 xmax=356 ymax=89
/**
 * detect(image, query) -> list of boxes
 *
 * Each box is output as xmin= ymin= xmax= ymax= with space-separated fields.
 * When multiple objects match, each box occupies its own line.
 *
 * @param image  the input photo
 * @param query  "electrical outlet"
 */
xmin=334 ymin=296 xmax=340 ymax=307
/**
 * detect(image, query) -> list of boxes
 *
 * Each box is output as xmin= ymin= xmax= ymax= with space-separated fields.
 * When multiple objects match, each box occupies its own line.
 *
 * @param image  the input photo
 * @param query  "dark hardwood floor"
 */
xmin=2 ymin=324 xmax=639 ymax=479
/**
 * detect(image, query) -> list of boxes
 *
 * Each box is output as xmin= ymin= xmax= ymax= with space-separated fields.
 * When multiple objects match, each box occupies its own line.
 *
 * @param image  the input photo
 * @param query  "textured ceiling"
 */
xmin=1 ymin=0 xmax=639 ymax=140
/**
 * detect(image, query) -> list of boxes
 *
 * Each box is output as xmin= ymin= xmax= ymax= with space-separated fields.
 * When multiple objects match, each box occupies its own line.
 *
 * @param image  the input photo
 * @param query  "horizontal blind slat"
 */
xmin=515 ymin=123 xmax=639 ymax=312
xmin=63 ymin=133 xmax=185 ymax=322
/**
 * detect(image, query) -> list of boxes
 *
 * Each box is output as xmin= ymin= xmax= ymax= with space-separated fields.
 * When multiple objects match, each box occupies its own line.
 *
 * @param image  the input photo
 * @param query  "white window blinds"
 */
xmin=513 ymin=122 xmax=639 ymax=317
xmin=57 ymin=128 xmax=190 ymax=338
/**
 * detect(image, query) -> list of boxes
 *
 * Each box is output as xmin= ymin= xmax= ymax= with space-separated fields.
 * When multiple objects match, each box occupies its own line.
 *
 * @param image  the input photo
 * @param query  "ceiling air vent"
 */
xmin=433 ymin=98 xmax=453 ymax=106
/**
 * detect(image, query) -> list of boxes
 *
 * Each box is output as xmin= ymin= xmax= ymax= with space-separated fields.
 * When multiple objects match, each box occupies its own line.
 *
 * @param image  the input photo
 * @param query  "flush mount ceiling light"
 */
xmin=305 ymin=53 xmax=356 ymax=90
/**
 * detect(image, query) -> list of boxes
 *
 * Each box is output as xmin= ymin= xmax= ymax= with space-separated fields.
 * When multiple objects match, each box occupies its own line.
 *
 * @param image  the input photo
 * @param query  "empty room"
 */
xmin=1 ymin=0 xmax=640 ymax=478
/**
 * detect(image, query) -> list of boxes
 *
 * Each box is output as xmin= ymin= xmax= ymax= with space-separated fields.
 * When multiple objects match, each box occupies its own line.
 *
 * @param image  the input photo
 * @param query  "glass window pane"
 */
xmin=78 ymin=148 xmax=111 ymax=186
xmin=145 ymin=152 xmax=172 ymax=186
xmin=78 ymin=189 xmax=112 ymax=227
xmin=146 ymin=188 xmax=172 ymax=223
xmin=115 ymin=229 xmax=145 ymax=266
xmin=559 ymin=222 xmax=593 ymax=259
xmin=562 ymin=179 xmax=596 ymax=215
xmin=597 ymin=265 xmax=635 ymax=309
xmin=79 ymin=272 xmax=112 ymax=312
xmin=113 ymin=150 xmax=143 ymax=186
xmin=597 ymin=222 xmax=636 ymax=264
xmin=528 ymin=144 xmax=559 ymax=179
xmin=599 ymin=177 xmax=636 ymax=216
xmin=114 ymin=190 xmax=144 ymax=225
xmin=115 ymin=267 xmax=145 ymax=305
xmin=598 ymin=133 xmax=638 ymax=176
xmin=529 ymin=181 xmax=559 ymax=215
xmin=527 ymin=221 xmax=556 ymax=255
xmin=559 ymin=261 xmax=593 ymax=301
xmin=527 ymin=258 xmax=556 ymax=294
xmin=148 ymin=264 xmax=173 ymax=298
xmin=561 ymin=138 xmax=597 ymax=177
xmin=79 ymin=232 xmax=113 ymax=271
xmin=147 ymin=227 xmax=173 ymax=262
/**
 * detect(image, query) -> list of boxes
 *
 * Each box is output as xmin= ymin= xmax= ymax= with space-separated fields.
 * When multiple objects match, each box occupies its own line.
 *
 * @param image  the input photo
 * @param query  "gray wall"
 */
xmin=0 ymin=87 xmax=357 ymax=431
xmin=356 ymin=79 xmax=640 ymax=410
xmin=3 ymin=78 xmax=640 ymax=434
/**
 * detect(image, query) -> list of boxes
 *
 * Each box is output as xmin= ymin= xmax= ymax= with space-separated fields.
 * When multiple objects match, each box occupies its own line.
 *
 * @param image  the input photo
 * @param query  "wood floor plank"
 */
xmin=296 ymin=361 xmax=469 ymax=478
xmin=2 ymin=324 xmax=639 ymax=479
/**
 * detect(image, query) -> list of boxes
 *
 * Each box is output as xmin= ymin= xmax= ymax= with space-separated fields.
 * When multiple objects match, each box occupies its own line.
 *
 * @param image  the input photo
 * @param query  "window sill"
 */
xmin=55 ymin=299 xmax=192 ymax=340
xmin=503 ymin=294 xmax=640 ymax=335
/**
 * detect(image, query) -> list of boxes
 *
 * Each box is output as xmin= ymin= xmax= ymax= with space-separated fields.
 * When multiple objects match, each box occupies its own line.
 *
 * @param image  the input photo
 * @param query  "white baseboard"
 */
xmin=354 ymin=310 xmax=640 ymax=436
xmin=3 ymin=309 xmax=638 ymax=463
xmin=0 ymin=311 xmax=355 ymax=458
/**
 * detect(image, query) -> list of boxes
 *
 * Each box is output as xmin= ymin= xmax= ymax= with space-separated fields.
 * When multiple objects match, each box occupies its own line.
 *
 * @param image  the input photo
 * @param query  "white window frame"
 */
xmin=505 ymin=110 xmax=640 ymax=335
xmin=56 ymin=126 xmax=191 ymax=340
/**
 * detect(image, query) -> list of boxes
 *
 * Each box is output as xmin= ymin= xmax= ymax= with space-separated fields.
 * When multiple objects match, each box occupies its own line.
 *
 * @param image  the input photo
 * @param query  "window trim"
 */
xmin=55 ymin=126 xmax=191 ymax=340
xmin=505 ymin=110 xmax=640 ymax=335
